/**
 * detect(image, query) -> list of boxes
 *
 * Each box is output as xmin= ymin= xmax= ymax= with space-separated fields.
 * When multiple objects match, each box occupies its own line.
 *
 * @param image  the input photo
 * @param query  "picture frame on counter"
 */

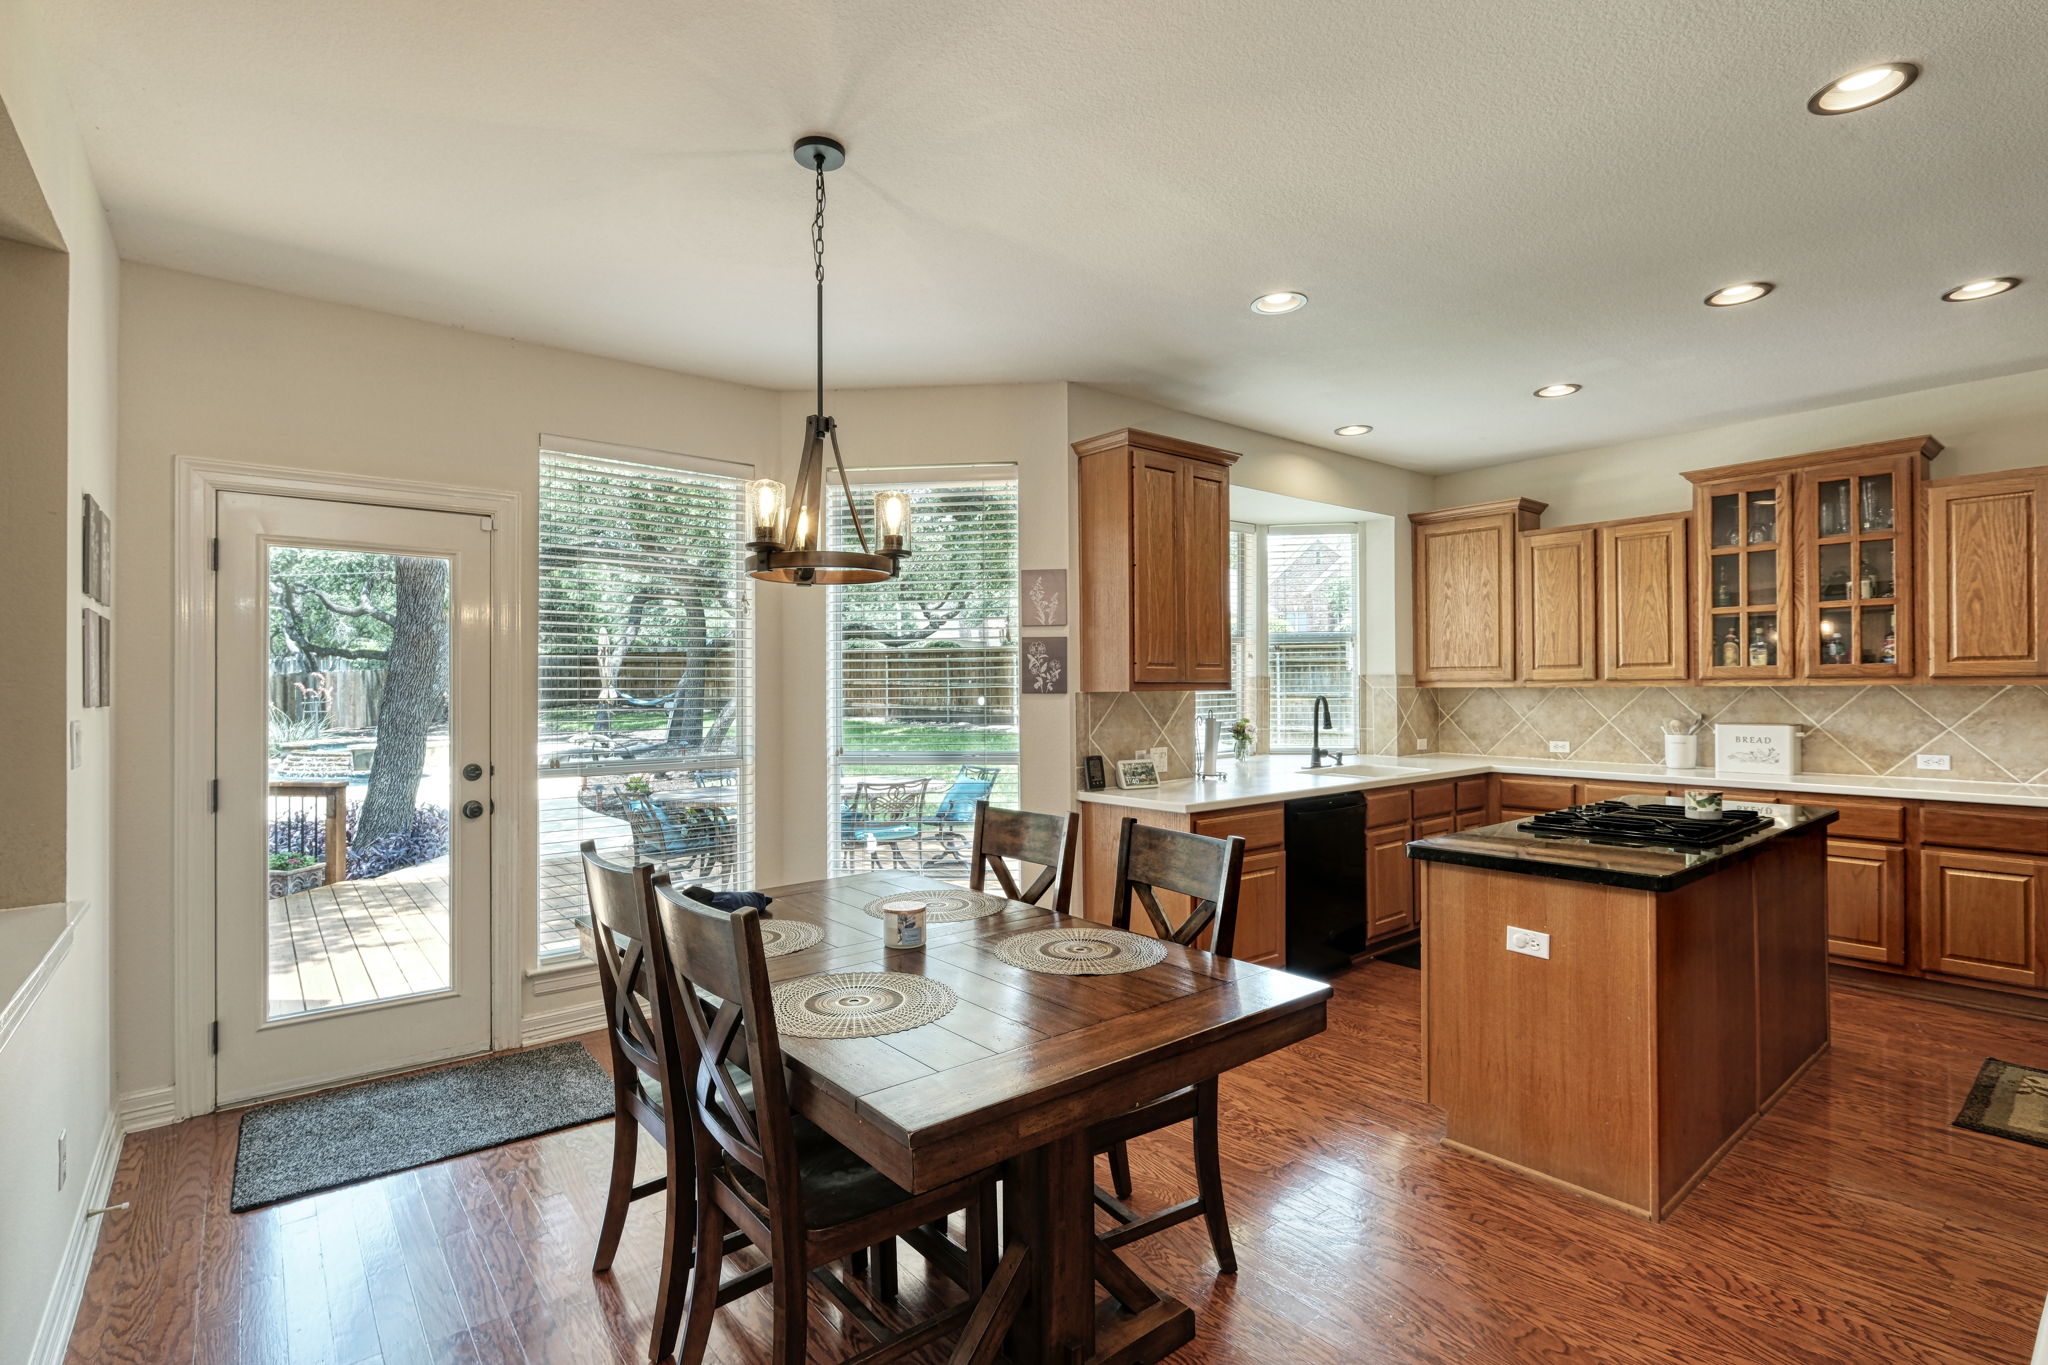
xmin=1713 ymin=722 xmax=1801 ymax=778
xmin=1115 ymin=757 xmax=1160 ymax=790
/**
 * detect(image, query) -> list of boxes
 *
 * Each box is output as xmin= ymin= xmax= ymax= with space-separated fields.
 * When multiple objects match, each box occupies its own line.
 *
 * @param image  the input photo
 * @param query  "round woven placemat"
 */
xmin=992 ymin=927 xmax=1168 ymax=976
xmin=772 ymin=972 xmax=957 ymax=1039
xmin=757 ymin=920 xmax=823 ymax=958
xmin=861 ymin=889 xmax=1011 ymax=924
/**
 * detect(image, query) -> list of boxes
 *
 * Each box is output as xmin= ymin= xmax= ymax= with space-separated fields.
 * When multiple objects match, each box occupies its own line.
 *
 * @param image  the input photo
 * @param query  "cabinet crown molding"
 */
xmin=1409 ymin=497 xmax=1548 ymax=526
xmin=1070 ymin=427 xmax=1241 ymax=466
xmin=1681 ymin=435 xmax=1943 ymax=485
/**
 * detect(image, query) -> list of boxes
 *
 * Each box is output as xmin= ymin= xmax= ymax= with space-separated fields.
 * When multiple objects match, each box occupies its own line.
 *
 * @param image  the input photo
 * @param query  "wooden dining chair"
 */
xmin=1090 ymin=817 xmax=1247 ymax=1274
xmin=578 ymin=841 xmax=701 ymax=1361
xmin=649 ymin=881 xmax=1025 ymax=1365
xmin=965 ymin=800 xmax=1078 ymax=913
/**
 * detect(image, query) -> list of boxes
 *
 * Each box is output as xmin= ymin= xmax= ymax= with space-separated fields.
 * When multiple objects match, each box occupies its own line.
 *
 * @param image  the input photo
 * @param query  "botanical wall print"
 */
xmin=1022 ymin=636 xmax=1068 ymax=694
xmin=82 ymin=608 xmax=102 ymax=707
xmin=1022 ymin=568 xmax=1067 ymax=627
xmin=98 ymin=612 xmax=112 ymax=706
xmin=95 ymin=502 xmax=112 ymax=609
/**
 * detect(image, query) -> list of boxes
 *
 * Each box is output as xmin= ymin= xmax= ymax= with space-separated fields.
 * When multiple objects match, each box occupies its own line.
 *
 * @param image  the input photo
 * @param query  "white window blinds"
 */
xmin=536 ymin=442 xmax=755 ymax=959
xmin=1266 ymin=528 xmax=1359 ymax=751
xmin=827 ymin=473 xmax=1020 ymax=876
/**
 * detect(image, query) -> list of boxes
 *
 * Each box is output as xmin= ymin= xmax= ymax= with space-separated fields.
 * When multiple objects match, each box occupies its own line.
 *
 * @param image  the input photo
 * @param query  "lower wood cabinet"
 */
xmin=1234 ymin=846 xmax=1287 ymax=968
xmin=1366 ymin=821 xmax=1416 ymax=939
xmin=1825 ymin=839 xmax=1907 ymax=967
xmin=1917 ymin=848 xmax=2046 ymax=989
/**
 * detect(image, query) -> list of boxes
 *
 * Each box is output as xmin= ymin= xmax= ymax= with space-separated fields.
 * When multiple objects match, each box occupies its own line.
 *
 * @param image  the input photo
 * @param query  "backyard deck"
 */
xmin=266 ymin=853 xmax=591 ymax=1018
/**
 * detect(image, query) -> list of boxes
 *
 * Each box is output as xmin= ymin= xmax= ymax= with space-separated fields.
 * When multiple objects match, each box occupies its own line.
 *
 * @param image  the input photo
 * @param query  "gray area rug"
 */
xmin=231 ymin=1041 xmax=614 ymax=1211
xmin=1953 ymin=1056 xmax=2048 ymax=1151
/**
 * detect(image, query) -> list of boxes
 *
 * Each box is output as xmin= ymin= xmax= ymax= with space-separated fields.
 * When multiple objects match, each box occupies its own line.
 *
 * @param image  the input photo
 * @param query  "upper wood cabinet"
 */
xmin=1599 ymin=514 xmax=1690 ymax=681
xmin=1074 ymin=428 xmax=1239 ymax=691
xmin=1685 ymin=436 xmax=1939 ymax=682
xmin=1517 ymin=526 xmax=1597 ymax=682
xmin=1793 ymin=438 xmax=1938 ymax=681
xmin=1686 ymin=467 xmax=1795 ymax=680
xmin=1411 ymin=499 xmax=1546 ymax=685
xmin=1925 ymin=467 xmax=2048 ymax=678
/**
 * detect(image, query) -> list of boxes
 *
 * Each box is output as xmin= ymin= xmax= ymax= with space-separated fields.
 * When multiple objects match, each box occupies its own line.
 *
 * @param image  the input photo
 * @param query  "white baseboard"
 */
xmin=520 ymin=998 xmax=606 ymax=1047
xmin=28 ymin=1110 xmax=123 ymax=1365
xmin=116 ymin=1086 xmax=180 ymax=1133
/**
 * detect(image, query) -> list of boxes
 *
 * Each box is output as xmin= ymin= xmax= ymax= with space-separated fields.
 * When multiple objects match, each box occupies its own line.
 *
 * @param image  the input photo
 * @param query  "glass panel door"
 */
xmin=1702 ymin=479 xmax=1787 ymax=675
xmin=216 ymin=493 xmax=494 ymax=1106
xmin=1803 ymin=464 xmax=1905 ymax=675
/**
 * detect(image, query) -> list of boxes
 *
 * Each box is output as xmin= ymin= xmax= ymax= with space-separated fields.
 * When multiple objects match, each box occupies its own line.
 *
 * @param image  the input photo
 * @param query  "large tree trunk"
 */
xmin=666 ymin=594 xmax=709 ymax=748
xmin=355 ymin=557 xmax=449 ymax=850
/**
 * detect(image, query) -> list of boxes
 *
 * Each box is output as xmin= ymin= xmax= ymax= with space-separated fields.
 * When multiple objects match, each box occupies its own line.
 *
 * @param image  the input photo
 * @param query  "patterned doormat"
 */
xmin=1953 ymin=1057 xmax=2048 ymax=1150
xmin=231 ymin=1042 xmax=614 ymax=1211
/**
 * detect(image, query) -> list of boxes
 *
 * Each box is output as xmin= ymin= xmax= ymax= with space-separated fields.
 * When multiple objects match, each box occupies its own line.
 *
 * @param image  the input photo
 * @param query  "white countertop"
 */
xmin=1077 ymin=753 xmax=2048 ymax=814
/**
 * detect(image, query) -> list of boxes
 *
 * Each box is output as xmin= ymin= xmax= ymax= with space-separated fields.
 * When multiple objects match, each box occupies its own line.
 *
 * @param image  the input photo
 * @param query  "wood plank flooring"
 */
xmin=65 ymin=967 xmax=2048 ymax=1363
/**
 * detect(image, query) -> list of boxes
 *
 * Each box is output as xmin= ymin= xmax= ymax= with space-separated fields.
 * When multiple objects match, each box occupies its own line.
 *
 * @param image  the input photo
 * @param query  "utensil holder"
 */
xmin=1663 ymin=733 xmax=1700 ymax=770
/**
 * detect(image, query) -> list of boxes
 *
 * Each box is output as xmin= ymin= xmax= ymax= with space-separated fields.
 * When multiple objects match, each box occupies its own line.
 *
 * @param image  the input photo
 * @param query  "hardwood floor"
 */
xmin=66 ymin=966 xmax=2048 ymax=1363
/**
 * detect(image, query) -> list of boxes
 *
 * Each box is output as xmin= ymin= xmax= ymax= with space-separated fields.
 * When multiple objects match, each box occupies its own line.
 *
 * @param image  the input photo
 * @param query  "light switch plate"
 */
xmin=1143 ymin=747 xmax=1168 ymax=769
xmin=1916 ymin=753 xmax=1952 ymax=771
xmin=69 ymin=721 xmax=83 ymax=770
xmin=1506 ymin=927 xmax=1550 ymax=959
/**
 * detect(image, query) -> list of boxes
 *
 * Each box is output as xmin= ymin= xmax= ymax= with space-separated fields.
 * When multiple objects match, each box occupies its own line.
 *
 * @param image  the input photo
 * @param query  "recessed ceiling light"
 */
xmin=1333 ymin=425 xmax=1373 ymax=436
xmin=1808 ymin=62 xmax=1919 ymax=114
xmin=1533 ymin=384 xmax=1581 ymax=398
xmin=1250 ymin=291 xmax=1308 ymax=314
xmin=1942 ymin=277 xmax=2020 ymax=302
xmin=1705 ymin=282 xmax=1774 ymax=307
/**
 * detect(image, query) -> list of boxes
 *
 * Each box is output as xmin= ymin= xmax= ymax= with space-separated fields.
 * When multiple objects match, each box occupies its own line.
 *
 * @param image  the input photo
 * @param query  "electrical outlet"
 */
xmin=57 ymin=1129 xmax=67 ymax=1191
xmin=1506 ymin=927 xmax=1550 ymax=960
xmin=1143 ymin=747 xmax=1168 ymax=769
xmin=1414 ymin=738 xmax=1430 ymax=752
xmin=1547 ymin=740 xmax=1571 ymax=755
xmin=1916 ymin=753 xmax=1952 ymax=771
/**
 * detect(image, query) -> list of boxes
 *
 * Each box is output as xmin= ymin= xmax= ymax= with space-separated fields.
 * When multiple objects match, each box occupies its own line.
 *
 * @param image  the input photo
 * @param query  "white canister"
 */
xmin=1663 ymin=733 xmax=1700 ymax=770
xmin=883 ymin=901 xmax=928 ymax=950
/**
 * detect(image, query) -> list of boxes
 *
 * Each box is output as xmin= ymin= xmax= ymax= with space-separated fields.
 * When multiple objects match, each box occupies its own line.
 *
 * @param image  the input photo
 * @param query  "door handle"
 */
xmin=462 ymin=763 xmax=484 ymax=781
xmin=462 ymin=800 xmax=485 ymax=820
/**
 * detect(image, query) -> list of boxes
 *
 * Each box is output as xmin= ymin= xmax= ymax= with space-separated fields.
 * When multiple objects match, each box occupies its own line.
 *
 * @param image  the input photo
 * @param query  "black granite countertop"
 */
xmin=1405 ymin=794 xmax=1840 ymax=892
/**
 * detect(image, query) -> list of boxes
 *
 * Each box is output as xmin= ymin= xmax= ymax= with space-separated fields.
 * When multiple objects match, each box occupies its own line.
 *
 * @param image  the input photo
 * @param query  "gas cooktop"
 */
xmin=1516 ymin=800 xmax=1773 ymax=849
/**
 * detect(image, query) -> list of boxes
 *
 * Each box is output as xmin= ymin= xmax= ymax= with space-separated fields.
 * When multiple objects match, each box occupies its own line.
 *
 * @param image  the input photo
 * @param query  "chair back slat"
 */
xmin=579 ymin=841 xmax=675 ymax=1120
xmin=648 ymin=882 xmax=800 ymax=1198
xmin=968 ymin=801 xmax=1077 ymax=913
xmin=1111 ymin=818 xmax=1244 ymax=957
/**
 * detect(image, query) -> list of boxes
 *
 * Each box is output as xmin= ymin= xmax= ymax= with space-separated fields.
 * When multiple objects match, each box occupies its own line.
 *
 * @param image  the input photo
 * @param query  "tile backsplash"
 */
xmin=1079 ymin=691 xmax=1197 ymax=780
xmin=1426 ymin=684 xmax=2048 ymax=784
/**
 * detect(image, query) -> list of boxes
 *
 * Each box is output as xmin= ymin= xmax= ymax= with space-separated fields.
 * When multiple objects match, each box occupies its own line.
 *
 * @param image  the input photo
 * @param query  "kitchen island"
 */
xmin=1407 ymin=795 xmax=1838 ymax=1219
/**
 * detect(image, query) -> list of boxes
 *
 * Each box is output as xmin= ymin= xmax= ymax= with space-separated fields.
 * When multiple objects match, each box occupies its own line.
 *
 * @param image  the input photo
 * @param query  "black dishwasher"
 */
xmin=1284 ymin=792 xmax=1367 ymax=976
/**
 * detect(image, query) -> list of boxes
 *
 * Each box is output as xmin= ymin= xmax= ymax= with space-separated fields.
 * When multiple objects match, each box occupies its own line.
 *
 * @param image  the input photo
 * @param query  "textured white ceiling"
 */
xmin=40 ymin=0 xmax=2048 ymax=470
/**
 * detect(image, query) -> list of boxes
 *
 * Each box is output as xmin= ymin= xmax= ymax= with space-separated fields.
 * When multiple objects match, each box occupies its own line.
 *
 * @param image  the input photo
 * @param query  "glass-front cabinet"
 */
xmin=1685 ymin=437 xmax=1940 ymax=684
xmin=1796 ymin=452 xmax=1917 ymax=679
xmin=1693 ymin=472 xmax=1794 ymax=680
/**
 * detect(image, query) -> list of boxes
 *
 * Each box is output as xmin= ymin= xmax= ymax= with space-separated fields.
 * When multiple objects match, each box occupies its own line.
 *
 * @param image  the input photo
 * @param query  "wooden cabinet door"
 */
xmin=1455 ymin=808 xmax=1493 ymax=831
xmin=1129 ymin=450 xmax=1187 ymax=685
xmin=1518 ymin=526 xmax=1598 ymax=682
xmin=1925 ymin=471 xmax=2048 ymax=677
xmin=1600 ymin=515 xmax=1690 ymax=681
xmin=1918 ymin=849 xmax=2046 ymax=988
xmin=1233 ymin=846 xmax=1287 ymax=968
xmin=1411 ymin=500 xmax=1543 ymax=684
xmin=1180 ymin=459 xmax=1233 ymax=686
xmin=1826 ymin=839 xmax=1907 ymax=967
xmin=1366 ymin=822 xmax=1416 ymax=938
xmin=1796 ymin=454 xmax=1918 ymax=681
xmin=1691 ymin=472 xmax=1795 ymax=681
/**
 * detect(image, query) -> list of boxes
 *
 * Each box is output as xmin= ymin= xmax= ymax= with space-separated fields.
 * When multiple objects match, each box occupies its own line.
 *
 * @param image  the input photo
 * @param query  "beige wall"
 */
xmin=0 ymin=236 xmax=69 ymax=910
xmin=0 ymin=1 xmax=123 ymax=1356
xmin=1435 ymin=364 xmax=2048 ymax=526
xmin=113 ymin=263 xmax=781 ymax=1098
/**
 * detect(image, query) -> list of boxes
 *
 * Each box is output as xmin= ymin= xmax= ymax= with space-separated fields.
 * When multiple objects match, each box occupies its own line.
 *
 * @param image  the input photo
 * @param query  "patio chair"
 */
xmin=924 ymin=765 xmax=1000 ymax=868
xmin=840 ymin=778 xmax=930 ymax=871
xmin=621 ymin=793 xmax=726 ymax=881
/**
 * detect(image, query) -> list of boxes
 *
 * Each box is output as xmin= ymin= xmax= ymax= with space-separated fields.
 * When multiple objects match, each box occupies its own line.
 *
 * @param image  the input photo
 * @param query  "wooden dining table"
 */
xmin=712 ymin=868 xmax=1329 ymax=1365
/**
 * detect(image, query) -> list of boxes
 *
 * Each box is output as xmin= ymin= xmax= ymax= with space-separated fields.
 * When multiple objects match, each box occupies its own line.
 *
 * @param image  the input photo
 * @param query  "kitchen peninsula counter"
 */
xmin=1409 ymin=797 xmax=1837 ymax=1220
